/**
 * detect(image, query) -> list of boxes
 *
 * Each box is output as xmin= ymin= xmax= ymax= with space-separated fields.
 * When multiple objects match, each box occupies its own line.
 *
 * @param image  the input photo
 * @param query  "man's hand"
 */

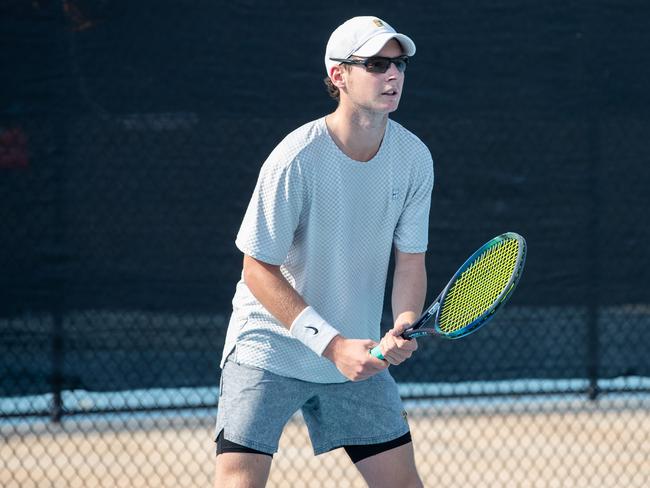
xmin=322 ymin=335 xmax=388 ymax=381
xmin=377 ymin=321 xmax=418 ymax=366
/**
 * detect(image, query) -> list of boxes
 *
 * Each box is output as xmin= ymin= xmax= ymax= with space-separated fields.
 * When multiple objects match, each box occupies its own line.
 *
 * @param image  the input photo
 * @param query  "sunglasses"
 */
xmin=329 ymin=55 xmax=410 ymax=73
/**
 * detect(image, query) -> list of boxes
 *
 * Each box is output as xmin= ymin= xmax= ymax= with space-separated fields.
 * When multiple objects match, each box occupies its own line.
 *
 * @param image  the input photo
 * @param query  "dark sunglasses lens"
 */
xmin=393 ymin=59 xmax=407 ymax=72
xmin=365 ymin=57 xmax=408 ymax=73
xmin=366 ymin=58 xmax=391 ymax=73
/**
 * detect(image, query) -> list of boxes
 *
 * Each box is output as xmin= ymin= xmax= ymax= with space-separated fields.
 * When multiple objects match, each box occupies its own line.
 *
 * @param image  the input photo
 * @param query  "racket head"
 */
xmin=434 ymin=232 xmax=526 ymax=339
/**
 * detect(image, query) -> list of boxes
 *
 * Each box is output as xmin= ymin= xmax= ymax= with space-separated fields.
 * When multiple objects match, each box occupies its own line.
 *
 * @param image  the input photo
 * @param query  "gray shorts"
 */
xmin=215 ymin=358 xmax=410 ymax=455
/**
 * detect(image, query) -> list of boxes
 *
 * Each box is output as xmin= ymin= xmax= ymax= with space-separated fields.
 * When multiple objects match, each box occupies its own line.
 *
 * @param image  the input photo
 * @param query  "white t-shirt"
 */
xmin=221 ymin=116 xmax=434 ymax=383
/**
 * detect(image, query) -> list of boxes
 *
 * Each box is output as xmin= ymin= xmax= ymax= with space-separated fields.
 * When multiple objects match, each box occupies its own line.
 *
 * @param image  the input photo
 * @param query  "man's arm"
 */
xmin=242 ymin=254 xmax=307 ymax=326
xmin=377 ymin=250 xmax=427 ymax=365
xmin=242 ymin=254 xmax=387 ymax=381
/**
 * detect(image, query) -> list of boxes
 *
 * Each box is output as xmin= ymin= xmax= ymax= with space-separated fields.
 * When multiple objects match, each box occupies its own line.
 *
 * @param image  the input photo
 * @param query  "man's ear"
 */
xmin=329 ymin=65 xmax=346 ymax=90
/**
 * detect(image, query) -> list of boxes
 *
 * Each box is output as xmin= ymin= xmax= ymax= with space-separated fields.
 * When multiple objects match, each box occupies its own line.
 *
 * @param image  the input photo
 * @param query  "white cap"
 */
xmin=325 ymin=16 xmax=416 ymax=77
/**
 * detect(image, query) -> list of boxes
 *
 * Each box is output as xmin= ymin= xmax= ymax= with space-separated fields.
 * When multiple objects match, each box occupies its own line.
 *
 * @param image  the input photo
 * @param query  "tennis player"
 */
xmin=215 ymin=16 xmax=433 ymax=488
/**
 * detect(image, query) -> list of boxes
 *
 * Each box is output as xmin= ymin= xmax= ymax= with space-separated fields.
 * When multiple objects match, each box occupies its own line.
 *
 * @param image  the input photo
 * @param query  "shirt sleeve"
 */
xmin=393 ymin=149 xmax=434 ymax=253
xmin=235 ymin=154 xmax=304 ymax=265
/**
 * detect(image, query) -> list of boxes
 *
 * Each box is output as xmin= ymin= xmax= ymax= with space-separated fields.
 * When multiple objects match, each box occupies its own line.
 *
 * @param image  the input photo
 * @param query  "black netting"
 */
xmin=2 ymin=1 xmax=649 ymax=487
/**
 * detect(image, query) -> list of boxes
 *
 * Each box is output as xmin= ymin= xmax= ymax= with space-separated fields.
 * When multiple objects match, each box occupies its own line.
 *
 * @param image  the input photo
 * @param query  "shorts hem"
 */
xmin=312 ymin=426 xmax=410 ymax=456
xmin=216 ymin=431 xmax=277 ymax=455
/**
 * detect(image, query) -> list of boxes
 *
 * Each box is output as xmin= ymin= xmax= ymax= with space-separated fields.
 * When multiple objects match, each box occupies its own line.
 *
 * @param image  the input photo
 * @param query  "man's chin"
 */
xmin=371 ymin=100 xmax=400 ymax=114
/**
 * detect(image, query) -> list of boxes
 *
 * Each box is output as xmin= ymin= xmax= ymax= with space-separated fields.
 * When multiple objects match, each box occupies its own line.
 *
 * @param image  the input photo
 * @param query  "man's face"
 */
xmin=340 ymin=39 xmax=406 ymax=115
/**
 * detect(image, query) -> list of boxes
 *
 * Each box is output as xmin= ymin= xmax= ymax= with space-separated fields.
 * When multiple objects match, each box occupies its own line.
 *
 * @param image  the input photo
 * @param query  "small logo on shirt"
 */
xmin=373 ymin=19 xmax=384 ymax=28
xmin=305 ymin=326 xmax=319 ymax=335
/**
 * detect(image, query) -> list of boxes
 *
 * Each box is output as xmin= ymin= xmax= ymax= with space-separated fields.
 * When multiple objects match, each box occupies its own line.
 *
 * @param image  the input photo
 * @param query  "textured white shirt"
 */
xmin=221 ymin=116 xmax=434 ymax=383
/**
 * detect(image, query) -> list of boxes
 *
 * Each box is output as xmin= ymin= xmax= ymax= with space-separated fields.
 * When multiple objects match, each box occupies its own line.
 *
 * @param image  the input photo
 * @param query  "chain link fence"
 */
xmin=2 ymin=1 xmax=650 ymax=487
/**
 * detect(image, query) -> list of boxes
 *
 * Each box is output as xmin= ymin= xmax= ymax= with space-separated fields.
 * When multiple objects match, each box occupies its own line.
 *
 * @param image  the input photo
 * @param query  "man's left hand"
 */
xmin=377 ymin=321 xmax=418 ymax=365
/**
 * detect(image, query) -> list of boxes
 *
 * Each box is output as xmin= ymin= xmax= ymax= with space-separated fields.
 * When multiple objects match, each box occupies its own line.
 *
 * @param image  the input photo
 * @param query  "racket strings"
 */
xmin=438 ymin=238 xmax=521 ymax=334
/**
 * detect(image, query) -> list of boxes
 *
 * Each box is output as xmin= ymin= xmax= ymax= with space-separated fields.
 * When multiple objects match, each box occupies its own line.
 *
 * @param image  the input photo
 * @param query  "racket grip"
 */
xmin=369 ymin=345 xmax=385 ymax=360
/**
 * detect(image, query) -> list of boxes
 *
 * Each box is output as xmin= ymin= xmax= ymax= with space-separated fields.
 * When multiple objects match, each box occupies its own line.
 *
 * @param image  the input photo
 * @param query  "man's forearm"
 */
xmin=243 ymin=254 xmax=307 ymax=329
xmin=392 ymin=251 xmax=427 ymax=326
xmin=243 ymin=255 xmax=341 ymax=357
xmin=243 ymin=254 xmax=388 ymax=378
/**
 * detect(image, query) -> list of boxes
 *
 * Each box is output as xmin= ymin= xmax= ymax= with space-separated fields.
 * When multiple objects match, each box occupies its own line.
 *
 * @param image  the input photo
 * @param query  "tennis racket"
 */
xmin=370 ymin=232 xmax=526 ymax=359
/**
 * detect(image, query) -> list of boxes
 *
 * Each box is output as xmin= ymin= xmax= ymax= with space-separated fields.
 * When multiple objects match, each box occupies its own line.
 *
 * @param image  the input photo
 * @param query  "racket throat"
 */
xmin=403 ymin=302 xmax=440 ymax=338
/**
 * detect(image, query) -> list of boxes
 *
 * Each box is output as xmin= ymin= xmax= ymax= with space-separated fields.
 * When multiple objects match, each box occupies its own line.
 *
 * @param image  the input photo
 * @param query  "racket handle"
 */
xmin=369 ymin=345 xmax=385 ymax=360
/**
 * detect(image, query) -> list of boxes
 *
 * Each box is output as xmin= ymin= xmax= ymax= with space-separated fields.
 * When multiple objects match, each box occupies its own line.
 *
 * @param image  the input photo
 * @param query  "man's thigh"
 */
xmin=354 ymin=440 xmax=423 ymax=488
xmin=214 ymin=452 xmax=272 ymax=488
xmin=303 ymin=369 xmax=410 ymax=455
xmin=215 ymin=359 xmax=314 ymax=454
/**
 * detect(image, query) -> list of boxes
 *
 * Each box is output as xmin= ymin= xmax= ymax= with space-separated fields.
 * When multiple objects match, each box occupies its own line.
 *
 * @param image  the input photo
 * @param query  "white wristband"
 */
xmin=290 ymin=306 xmax=340 ymax=356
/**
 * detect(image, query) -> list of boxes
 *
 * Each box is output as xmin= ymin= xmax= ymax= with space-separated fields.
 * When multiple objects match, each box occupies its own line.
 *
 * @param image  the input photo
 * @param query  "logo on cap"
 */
xmin=373 ymin=19 xmax=384 ymax=28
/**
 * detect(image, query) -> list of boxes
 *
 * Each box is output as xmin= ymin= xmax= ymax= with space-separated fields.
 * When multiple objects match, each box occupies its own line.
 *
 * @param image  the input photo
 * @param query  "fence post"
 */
xmin=586 ymin=119 xmax=601 ymax=401
xmin=49 ymin=1 xmax=71 ymax=423
xmin=50 ymin=313 xmax=64 ymax=422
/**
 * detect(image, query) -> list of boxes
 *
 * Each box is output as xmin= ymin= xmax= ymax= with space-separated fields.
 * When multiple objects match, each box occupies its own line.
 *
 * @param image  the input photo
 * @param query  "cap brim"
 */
xmin=352 ymin=33 xmax=416 ymax=57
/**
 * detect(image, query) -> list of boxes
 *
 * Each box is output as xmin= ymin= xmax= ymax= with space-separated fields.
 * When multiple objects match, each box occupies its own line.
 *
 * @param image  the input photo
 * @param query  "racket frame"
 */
xmin=403 ymin=231 xmax=527 ymax=340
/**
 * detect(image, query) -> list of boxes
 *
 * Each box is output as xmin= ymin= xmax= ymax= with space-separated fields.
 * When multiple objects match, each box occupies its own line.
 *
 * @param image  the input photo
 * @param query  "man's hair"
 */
xmin=323 ymin=64 xmax=350 ymax=102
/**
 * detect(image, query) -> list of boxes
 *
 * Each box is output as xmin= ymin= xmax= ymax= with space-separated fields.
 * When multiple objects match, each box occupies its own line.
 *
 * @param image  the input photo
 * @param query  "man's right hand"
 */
xmin=322 ymin=335 xmax=389 ymax=381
